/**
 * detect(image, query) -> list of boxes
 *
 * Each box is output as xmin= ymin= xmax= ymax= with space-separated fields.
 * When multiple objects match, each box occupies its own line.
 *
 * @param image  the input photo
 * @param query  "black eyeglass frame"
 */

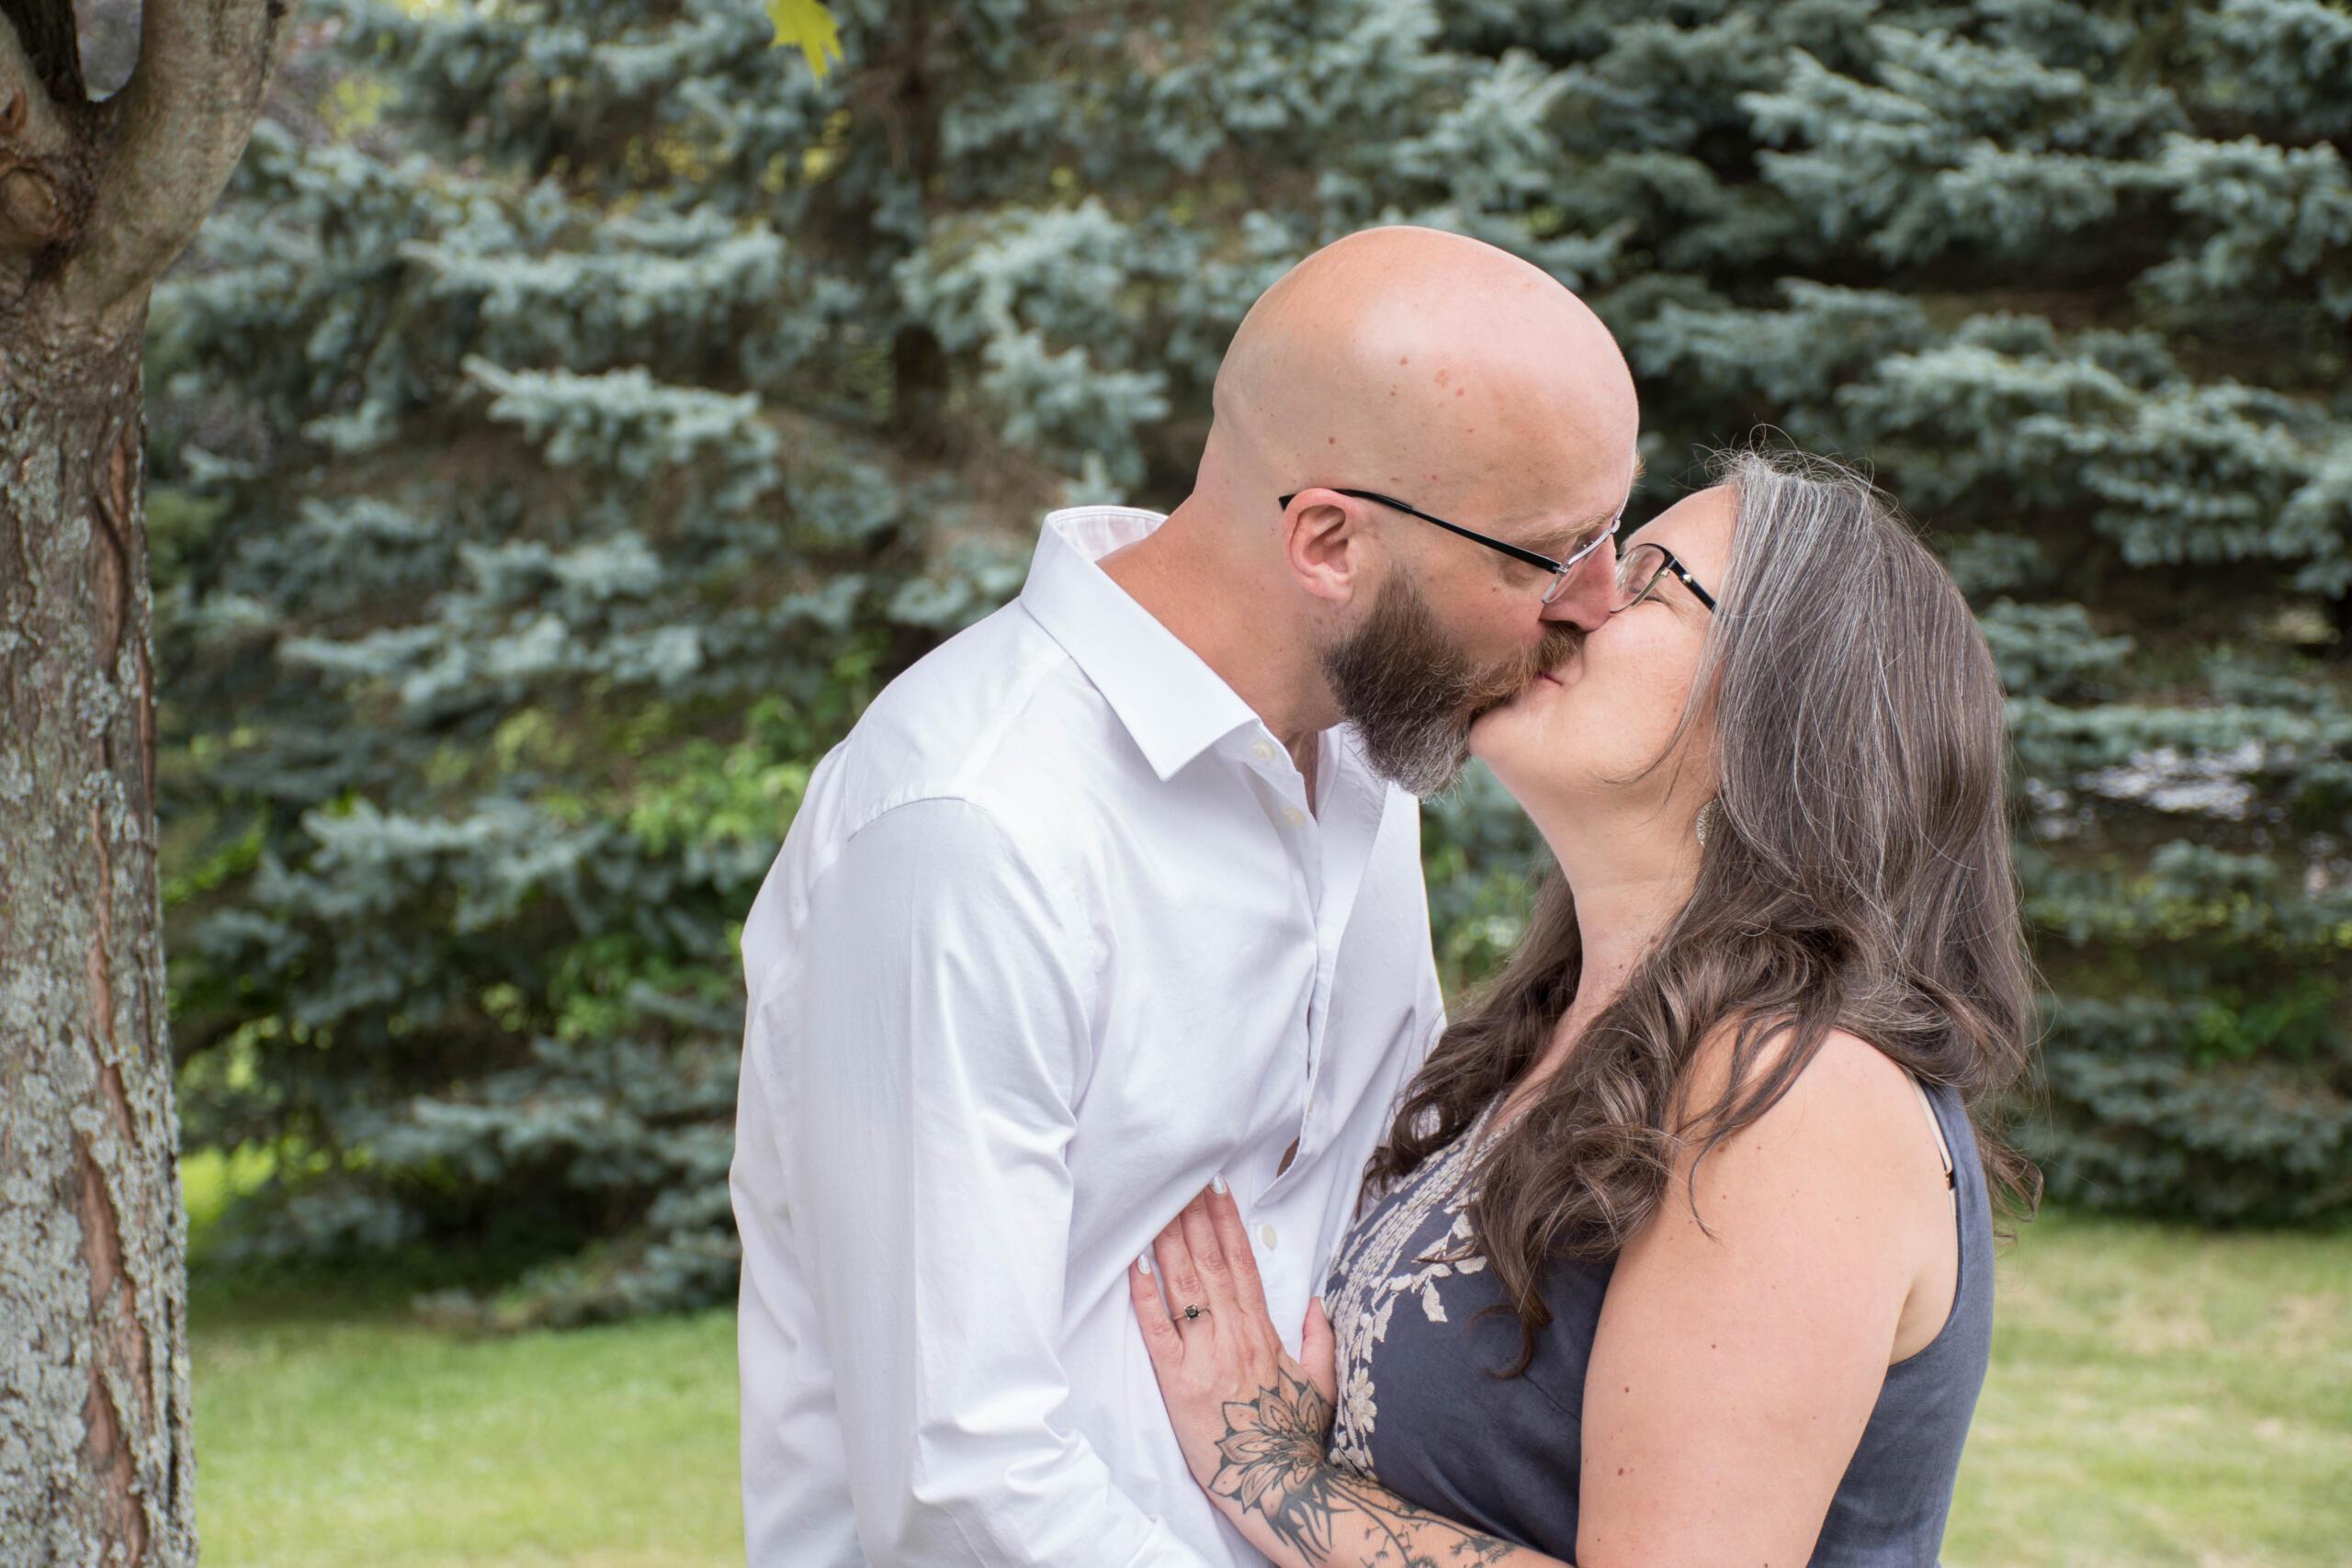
xmin=1276 ymin=487 xmax=1622 ymax=605
xmin=1614 ymin=540 xmax=1717 ymax=613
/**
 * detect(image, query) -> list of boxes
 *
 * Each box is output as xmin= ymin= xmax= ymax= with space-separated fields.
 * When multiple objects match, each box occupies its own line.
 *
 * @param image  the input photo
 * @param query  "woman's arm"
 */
xmin=1129 ymin=1185 xmax=1566 ymax=1568
xmin=1573 ymin=1026 xmax=1949 ymax=1566
xmin=1194 ymin=1361 xmax=1548 ymax=1566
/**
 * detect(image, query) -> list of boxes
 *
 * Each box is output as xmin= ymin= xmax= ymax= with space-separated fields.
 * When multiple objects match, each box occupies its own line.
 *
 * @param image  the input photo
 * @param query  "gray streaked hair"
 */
xmin=1367 ymin=446 xmax=2041 ymax=1376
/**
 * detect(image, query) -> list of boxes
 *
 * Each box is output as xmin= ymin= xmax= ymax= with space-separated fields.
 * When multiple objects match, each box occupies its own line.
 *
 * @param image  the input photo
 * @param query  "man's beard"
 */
xmin=1320 ymin=568 xmax=1583 ymax=797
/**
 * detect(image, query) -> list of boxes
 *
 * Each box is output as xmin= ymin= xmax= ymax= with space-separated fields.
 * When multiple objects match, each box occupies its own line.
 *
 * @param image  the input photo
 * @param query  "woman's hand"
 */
xmin=1128 ymin=1181 xmax=1544 ymax=1568
xmin=1128 ymin=1181 xmax=1339 ymax=1565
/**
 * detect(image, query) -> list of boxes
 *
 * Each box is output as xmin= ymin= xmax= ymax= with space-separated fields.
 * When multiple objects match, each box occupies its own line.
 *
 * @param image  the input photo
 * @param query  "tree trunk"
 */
xmin=4 ymin=0 xmax=297 ymax=1558
xmin=0 ymin=312 xmax=194 ymax=1566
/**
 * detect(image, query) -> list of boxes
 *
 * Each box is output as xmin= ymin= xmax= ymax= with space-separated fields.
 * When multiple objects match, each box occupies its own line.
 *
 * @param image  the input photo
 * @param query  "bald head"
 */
xmin=1208 ymin=226 xmax=1638 ymax=548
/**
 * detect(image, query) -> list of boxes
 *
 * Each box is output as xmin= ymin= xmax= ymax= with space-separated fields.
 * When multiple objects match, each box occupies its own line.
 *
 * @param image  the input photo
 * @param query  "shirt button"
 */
xmin=1260 ymin=1224 xmax=1279 ymax=1251
xmin=1251 ymin=740 xmax=1277 ymax=762
xmin=1281 ymin=807 xmax=1306 ymax=828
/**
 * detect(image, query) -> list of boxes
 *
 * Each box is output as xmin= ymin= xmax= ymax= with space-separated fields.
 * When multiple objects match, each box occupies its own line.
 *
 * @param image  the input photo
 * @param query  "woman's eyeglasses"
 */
xmin=1611 ymin=541 xmax=1716 ymax=614
xmin=1275 ymin=488 xmax=1621 ymax=605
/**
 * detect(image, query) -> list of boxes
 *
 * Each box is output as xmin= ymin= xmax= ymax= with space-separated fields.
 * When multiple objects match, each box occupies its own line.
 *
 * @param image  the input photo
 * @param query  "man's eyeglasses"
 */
xmin=1276 ymin=487 xmax=1622 ymax=605
xmin=1611 ymin=541 xmax=1716 ymax=614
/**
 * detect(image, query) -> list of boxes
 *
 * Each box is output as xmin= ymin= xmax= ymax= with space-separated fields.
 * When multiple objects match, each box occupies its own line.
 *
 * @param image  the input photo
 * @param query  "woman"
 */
xmin=1128 ymin=448 xmax=2038 ymax=1567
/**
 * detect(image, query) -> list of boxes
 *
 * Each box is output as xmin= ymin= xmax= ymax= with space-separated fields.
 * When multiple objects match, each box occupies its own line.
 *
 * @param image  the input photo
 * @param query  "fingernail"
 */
xmin=1136 ymin=1250 xmax=1153 ymax=1277
xmin=1210 ymin=1172 xmax=1228 ymax=1195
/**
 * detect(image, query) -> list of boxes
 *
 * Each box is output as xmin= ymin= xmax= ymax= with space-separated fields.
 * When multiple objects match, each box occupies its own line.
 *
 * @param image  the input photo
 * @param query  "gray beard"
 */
xmin=1320 ymin=570 xmax=1578 ymax=798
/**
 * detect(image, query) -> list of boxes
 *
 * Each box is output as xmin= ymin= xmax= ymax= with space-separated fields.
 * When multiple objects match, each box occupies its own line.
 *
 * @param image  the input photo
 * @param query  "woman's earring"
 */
xmin=1695 ymin=799 xmax=1722 ymax=848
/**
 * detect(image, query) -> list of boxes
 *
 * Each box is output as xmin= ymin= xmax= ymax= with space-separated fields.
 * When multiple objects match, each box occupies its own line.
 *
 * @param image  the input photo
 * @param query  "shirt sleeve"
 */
xmin=765 ymin=796 xmax=1216 ymax=1567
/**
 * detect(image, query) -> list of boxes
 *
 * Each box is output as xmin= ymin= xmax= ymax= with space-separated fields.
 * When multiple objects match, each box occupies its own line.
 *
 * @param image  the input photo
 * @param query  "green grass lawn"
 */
xmin=185 ymin=1153 xmax=2351 ymax=1568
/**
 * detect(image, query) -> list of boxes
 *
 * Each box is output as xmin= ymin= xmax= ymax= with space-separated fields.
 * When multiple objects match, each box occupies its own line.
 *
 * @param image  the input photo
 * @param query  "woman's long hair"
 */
xmin=1367 ymin=447 xmax=2041 ymax=1375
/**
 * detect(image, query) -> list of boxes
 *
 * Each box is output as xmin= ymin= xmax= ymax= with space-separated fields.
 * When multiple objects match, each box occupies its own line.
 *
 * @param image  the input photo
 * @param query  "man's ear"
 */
xmin=1282 ymin=491 xmax=1364 ymax=607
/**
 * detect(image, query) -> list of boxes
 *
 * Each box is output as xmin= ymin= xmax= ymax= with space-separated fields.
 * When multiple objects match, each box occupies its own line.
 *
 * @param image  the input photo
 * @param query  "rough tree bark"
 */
xmin=2 ymin=0 xmax=296 ymax=1561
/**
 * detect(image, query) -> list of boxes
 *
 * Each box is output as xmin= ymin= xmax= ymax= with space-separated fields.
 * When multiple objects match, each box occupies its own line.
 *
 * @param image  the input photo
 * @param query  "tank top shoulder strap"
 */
xmin=1905 ymin=1070 xmax=1958 ymax=1193
xmin=1887 ymin=1072 xmax=1992 ymax=1374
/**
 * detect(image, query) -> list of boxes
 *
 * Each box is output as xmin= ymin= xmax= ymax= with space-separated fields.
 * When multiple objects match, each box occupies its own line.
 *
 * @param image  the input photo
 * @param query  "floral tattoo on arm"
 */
xmin=1209 ymin=1369 xmax=1525 ymax=1567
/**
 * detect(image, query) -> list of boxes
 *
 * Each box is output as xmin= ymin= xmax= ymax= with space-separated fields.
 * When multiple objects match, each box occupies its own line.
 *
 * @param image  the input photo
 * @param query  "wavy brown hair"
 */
xmin=1367 ymin=447 xmax=2041 ymax=1375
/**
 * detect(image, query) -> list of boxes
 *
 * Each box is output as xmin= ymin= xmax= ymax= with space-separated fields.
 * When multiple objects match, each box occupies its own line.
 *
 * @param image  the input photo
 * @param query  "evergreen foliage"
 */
xmin=156 ymin=0 xmax=2351 ymax=1325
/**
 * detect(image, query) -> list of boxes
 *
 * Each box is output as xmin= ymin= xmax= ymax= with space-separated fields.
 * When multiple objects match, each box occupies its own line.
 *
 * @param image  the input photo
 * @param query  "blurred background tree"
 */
xmin=153 ymin=0 xmax=2351 ymax=1328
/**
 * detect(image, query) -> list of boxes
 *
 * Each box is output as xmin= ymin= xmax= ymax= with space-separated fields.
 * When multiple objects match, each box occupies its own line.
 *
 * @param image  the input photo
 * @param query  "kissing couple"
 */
xmin=731 ymin=224 xmax=2034 ymax=1567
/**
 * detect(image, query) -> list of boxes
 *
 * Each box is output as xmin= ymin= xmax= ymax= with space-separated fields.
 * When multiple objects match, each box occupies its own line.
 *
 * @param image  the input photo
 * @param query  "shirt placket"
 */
xmin=1235 ymin=732 xmax=1385 ymax=1223
xmin=1297 ymin=745 xmax=1382 ymax=1134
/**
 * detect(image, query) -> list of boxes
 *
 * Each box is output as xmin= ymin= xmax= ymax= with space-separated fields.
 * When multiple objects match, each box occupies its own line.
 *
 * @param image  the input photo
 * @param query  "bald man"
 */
xmin=730 ymin=226 xmax=1641 ymax=1566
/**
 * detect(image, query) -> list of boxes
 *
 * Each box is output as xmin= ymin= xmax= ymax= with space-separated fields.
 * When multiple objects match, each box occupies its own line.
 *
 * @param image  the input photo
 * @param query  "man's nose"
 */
xmin=1540 ymin=539 xmax=1618 ymax=632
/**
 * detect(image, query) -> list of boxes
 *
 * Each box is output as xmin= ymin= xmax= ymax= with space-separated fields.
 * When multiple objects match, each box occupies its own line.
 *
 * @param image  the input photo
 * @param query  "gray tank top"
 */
xmin=1322 ymin=1075 xmax=1993 ymax=1565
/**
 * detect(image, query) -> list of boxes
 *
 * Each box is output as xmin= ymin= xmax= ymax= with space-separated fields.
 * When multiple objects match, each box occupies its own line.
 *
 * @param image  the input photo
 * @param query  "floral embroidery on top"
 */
xmin=1322 ymin=1103 xmax=1505 ymax=1477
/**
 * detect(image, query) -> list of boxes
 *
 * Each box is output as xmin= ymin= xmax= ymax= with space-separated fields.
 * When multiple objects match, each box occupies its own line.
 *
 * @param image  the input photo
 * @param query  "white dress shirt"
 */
xmin=730 ymin=505 xmax=1446 ymax=1566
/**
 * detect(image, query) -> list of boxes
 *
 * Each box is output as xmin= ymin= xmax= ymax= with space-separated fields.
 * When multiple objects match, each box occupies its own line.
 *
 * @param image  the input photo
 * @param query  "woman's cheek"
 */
xmin=1601 ymin=633 xmax=1698 ymax=756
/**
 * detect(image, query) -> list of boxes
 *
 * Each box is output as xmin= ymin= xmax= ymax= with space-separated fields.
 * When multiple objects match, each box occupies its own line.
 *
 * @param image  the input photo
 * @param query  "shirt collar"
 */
xmin=1018 ymin=505 xmax=1263 ymax=782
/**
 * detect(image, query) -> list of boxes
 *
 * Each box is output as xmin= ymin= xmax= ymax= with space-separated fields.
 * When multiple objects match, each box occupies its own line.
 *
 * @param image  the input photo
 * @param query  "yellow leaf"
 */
xmin=764 ymin=0 xmax=844 ymax=80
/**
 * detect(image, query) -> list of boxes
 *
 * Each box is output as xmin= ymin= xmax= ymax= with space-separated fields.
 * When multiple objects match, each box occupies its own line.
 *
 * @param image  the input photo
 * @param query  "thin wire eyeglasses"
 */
xmin=1612 ymin=540 xmax=1716 ymax=614
xmin=1275 ymin=487 xmax=1623 ymax=605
